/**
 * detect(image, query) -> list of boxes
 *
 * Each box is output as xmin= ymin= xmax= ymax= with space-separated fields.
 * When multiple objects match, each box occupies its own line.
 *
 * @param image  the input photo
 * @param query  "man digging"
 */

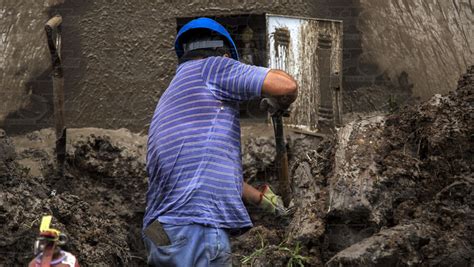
xmin=143 ymin=17 xmax=298 ymax=266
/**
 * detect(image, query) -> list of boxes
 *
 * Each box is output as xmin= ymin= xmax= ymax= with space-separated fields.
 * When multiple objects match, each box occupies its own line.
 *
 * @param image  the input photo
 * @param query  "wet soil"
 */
xmin=235 ymin=66 xmax=473 ymax=266
xmin=1 ymin=129 xmax=148 ymax=266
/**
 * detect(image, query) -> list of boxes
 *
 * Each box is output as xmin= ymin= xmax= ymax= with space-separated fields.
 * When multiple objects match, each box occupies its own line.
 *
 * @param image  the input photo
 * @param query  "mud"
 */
xmin=235 ymin=129 xmax=335 ymax=266
xmin=234 ymin=66 xmax=474 ymax=266
xmin=1 ymin=67 xmax=473 ymax=266
xmin=1 ymin=128 xmax=148 ymax=266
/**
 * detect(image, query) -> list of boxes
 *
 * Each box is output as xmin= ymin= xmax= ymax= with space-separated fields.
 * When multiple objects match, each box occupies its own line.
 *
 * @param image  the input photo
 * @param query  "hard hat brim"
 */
xmin=175 ymin=17 xmax=239 ymax=61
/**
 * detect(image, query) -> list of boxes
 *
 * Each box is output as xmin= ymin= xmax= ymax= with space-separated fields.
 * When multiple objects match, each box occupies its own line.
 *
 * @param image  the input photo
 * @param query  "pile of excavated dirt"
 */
xmin=325 ymin=66 xmax=473 ymax=266
xmin=233 ymin=66 xmax=473 ymax=266
xmin=1 ymin=67 xmax=472 ymax=266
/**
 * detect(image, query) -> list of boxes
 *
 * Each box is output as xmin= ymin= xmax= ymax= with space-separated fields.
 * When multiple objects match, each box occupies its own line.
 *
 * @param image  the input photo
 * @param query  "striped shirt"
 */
xmin=144 ymin=56 xmax=270 ymax=230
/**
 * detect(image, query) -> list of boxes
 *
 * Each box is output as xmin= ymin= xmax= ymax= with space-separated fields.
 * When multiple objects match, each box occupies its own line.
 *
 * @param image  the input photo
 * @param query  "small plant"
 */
xmin=278 ymin=242 xmax=309 ymax=267
xmin=241 ymin=235 xmax=309 ymax=267
xmin=241 ymin=232 xmax=266 ymax=266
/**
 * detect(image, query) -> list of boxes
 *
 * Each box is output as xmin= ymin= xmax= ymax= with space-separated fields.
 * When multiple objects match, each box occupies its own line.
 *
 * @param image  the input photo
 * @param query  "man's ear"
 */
xmin=223 ymin=53 xmax=230 ymax=58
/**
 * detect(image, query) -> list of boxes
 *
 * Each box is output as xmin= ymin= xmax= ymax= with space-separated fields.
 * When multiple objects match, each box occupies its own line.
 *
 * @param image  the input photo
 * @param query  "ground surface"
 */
xmin=0 ymin=67 xmax=472 ymax=266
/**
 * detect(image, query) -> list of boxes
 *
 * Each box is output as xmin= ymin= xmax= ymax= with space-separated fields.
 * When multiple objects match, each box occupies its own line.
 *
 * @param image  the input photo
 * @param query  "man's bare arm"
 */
xmin=262 ymin=69 xmax=298 ymax=108
xmin=242 ymin=181 xmax=291 ymax=216
xmin=242 ymin=182 xmax=261 ymax=205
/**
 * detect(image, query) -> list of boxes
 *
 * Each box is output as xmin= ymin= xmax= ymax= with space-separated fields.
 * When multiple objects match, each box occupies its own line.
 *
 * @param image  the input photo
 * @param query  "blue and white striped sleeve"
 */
xmin=201 ymin=56 xmax=270 ymax=102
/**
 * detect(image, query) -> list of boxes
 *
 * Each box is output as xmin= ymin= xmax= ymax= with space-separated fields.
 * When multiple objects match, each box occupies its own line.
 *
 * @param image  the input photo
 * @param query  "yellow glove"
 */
xmin=257 ymin=184 xmax=289 ymax=216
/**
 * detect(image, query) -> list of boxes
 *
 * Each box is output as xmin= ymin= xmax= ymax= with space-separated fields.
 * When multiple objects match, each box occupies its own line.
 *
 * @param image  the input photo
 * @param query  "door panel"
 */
xmin=266 ymin=14 xmax=343 ymax=132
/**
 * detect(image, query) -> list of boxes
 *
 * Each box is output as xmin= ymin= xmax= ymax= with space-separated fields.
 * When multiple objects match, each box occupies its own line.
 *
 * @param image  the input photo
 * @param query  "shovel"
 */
xmin=260 ymin=98 xmax=291 ymax=206
xmin=45 ymin=15 xmax=66 ymax=177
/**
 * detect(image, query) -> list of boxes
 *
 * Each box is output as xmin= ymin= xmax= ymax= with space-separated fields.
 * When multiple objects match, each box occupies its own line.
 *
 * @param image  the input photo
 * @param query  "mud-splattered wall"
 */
xmin=357 ymin=0 xmax=473 ymax=99
xmin=1 ymin=0 xmax=472 ymax=132
xmin=0 ymin=0 xmax=63 ymax=131
xmin=317 ymin=0 xmax=473 ymax=113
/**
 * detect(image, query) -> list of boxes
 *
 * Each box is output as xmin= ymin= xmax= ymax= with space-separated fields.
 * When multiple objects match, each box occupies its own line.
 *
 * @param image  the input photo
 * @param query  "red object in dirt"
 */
xmin=39 ymin=231 xmax=59 ymax=240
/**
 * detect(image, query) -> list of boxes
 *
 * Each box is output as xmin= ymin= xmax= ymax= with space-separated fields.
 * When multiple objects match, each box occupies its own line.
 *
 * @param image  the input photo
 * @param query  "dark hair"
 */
xmin=178 ymin=46 xmax=231 ymax=64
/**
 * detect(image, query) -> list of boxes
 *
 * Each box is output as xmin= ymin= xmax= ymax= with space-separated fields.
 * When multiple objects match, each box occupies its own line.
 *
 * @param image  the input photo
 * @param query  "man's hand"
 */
xmin=258 ymin=184 xmax=292 ymax=217
xmin=260 ymin=97 xmax=290 ymax=117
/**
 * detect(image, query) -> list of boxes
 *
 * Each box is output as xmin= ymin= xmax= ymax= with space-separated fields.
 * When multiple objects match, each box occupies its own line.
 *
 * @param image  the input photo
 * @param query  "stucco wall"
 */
xmin=316 ymin=0 xmax=473 ymax=113
xmin=0 ymin=0 xmax=63 ymax=129
xmin=357 ymin=0 xmax=473 ymax=99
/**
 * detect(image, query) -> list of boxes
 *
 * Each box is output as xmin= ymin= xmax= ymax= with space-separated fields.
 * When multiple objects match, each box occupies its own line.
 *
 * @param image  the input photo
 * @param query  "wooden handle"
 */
xmin=46 ymin=15 xmax=62 ymax=28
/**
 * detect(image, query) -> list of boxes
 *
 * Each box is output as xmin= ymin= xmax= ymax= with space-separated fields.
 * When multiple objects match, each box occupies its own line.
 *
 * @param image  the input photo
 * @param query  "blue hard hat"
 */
xmin=175 ymin=17 xmax=239 ymax=60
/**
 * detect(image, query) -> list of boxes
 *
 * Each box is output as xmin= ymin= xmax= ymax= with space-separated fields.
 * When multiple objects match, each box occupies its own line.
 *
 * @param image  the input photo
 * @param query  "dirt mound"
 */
xmin=325 ymin=66 xmax=473 ymax=266
xmin=0 ymin=129 xmax=148 ymax=266
xmin=233 ymin=66 xmax=473 ymax=266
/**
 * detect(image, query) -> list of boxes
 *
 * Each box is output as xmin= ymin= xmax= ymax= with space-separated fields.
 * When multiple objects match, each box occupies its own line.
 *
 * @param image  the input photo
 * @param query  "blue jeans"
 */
xmin=143 ymin=223 xmax=232 ymax=267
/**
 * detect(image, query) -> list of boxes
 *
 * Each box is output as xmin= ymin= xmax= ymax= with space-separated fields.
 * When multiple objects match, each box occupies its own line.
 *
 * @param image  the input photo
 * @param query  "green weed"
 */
xmin=241 ymin=235 xmax=309 ymax=267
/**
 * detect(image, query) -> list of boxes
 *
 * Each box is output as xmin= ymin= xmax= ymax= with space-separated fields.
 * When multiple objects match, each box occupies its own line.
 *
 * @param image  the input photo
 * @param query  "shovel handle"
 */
xmin=272 ymin=115 xmax=291 ymax=206
xmin=45 ymin=15 xmax=63 ymax=77
xmin=46 ymin=15 xmax=62 ymax=29
xmin=45 ymin=14 xmax=66 ymax=177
